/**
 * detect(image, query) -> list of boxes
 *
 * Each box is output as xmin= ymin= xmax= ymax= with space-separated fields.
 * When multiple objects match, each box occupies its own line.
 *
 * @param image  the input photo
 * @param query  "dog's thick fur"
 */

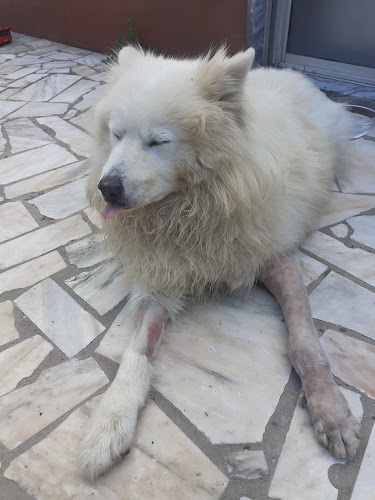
xmin=87 ymin=46 xmax=350 ymax=314
xmin=82 ymin=46 xmax=358 ymax=478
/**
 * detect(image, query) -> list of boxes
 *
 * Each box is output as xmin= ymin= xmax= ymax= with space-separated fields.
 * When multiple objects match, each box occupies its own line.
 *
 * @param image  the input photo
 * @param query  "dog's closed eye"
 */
xmin=148 ymin=139 xmax=171 ymax=147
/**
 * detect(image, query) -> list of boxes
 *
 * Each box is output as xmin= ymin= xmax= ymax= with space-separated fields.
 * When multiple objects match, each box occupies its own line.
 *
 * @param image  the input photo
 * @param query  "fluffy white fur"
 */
xmin=81 ymin=47 xmax=356 ymax=479
xmin=86 ymin=46 xmax=350 ymax=315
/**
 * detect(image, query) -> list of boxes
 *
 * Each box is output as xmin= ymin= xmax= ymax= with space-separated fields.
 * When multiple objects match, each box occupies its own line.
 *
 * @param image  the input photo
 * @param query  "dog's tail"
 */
xmin=330 ymin=97 xmax=375 ymax=140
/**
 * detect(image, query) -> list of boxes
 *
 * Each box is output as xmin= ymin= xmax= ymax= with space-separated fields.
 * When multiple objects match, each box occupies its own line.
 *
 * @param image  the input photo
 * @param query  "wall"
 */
xmin=2 ymin=0 xmax=248 ymax=55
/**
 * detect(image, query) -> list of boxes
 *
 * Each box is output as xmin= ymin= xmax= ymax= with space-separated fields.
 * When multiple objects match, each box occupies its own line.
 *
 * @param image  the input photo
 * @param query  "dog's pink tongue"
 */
xmin=101 ymin=204 xmax=127 ymax=219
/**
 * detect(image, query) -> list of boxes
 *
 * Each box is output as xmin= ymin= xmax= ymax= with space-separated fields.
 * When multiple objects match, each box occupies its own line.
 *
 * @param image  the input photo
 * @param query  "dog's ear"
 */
xmin=198 ymin=48 xmax=255 ymax=121
xmin=117 ymin=45 xmax=141 ymax=66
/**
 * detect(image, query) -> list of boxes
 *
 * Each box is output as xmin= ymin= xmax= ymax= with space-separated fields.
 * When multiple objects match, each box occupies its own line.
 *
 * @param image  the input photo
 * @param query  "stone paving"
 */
xmin=0 ymin=33 xmax=375 ymax=500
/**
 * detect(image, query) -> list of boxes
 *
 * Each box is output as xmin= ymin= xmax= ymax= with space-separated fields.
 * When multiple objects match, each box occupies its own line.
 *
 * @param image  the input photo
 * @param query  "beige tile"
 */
xmin=11 ymin=74 xmax=81 ymax=102
xmin=0 ymin=214 xmax=91 ymax=271
xmin=65 ymin=233 xmax=108 ymax=268
xmin=348 ymin=215 xmax=375 ymax=249
xmin=50 ymin=79 xmax=97 ymax=103
xmin=302 ymin=231 xmax=375 ymax=287
xmin=0 ymin=143 xmax=76 ymax=185
xmin=65 ymin=260 xmax=130 ymax=315
xmin=321 ymin=329 xmax=375 ymax=399
xmin=0 ymin=201 xmax=38 ymax=243
xmin=310 ymin=272 xmax=375 ymax=341
xmin=0 ymin=251 xmax=66 ymax=295
xmin=4 ymin=160 xmax=88 ymax=199
xmin=0 ymin=335 xmax=53 ymax=397
xmin=292 ymin=250 xmax=328 ymax=287
xmin=351 ymin=422 xmax=375 ymax=500
xmin=29 ymin=177 xmax=88 ymax=219
xmin=6 ymin=101 xmax=69 ymax=119
xmin=15 ymin=278 xmax=105 ymax=357
xmin=0 ymin=301 xmax=19 ymax=347
xmin=5 ymin=117 xmax=53 ymax=154
xmin=37 ymin=116 xmax=92 ymax=157
xmin=0 ymin=357 xmax=108 ymax=449
xmin=4 ymin=399 xmax=228 ymax=500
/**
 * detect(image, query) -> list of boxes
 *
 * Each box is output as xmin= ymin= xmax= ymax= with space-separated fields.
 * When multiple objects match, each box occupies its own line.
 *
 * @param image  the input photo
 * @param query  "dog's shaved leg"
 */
xmin=79 ymin=302 xmax=168 ymax=479
xmin=259 ymin=254 xmax=360 ymax=459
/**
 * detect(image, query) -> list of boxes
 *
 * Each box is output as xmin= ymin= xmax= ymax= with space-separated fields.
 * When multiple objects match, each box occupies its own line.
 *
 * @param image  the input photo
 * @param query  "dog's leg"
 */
xmin=259 ymin=254 xmax=360 ymax=459
xmin=79 ymin=302 xmax=168 ymax=479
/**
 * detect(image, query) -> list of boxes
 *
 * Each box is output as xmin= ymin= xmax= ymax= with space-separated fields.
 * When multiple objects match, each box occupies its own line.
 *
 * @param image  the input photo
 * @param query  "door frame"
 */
xmin=266 ymin=0 xmax=375 ymax=87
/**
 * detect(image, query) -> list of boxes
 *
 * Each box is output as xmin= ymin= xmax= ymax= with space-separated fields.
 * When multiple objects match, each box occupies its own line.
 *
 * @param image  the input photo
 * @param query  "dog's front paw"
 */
xmin=78 ymin=399 xmax=137 ymax=480
xmin=304 ymin=380 xmax=360 ymax=460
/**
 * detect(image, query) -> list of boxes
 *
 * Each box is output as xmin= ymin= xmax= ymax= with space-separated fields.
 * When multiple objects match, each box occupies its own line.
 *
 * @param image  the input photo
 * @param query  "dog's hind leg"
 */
xmin=79 ymin=302 xmax=168 ymax=479
xmin=259 ymin=254 xmax=360 ymax=459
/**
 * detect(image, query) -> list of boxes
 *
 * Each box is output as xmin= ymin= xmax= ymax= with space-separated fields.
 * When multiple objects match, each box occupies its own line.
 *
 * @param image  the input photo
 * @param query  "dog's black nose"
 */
xmin=98 ymin=176 xmax=124 ymax=204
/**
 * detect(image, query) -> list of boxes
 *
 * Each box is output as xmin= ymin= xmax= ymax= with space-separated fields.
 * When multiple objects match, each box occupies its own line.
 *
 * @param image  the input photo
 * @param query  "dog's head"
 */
xmin=93 ymin=46 xmax=255 ymax=218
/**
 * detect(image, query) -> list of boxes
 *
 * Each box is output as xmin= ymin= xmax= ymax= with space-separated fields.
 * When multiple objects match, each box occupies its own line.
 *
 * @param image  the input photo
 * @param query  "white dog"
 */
xmin=82 ymin=46 xmax=360 ymax=479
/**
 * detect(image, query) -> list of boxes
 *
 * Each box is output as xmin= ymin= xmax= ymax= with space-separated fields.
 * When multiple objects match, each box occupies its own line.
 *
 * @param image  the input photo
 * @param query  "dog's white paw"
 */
xmin=78 ymin=399 xmax=137 ymax=480
xmin=304 ymin=381 xmax=361 ymax=460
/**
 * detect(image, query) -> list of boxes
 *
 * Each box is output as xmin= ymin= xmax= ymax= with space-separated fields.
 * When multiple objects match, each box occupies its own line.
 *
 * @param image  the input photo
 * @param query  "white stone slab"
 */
xmin=310 ymin=272 xmax=375 ymax=341
xmin=75 ymin=54 xmax=106 ymax=67
xmin=351 ymin=422 xmax=375 ymax=500
xmin=0 ymin=214 xmax=91 ymax=271
xmin=330 ymin=223 xmax=349 ymax=238
xmin=0 ymin=88 xmax=21 ymax=100
xmin=0 ymin=143 xmax=76 ymax=184
xmin=4 ymin=399 xmax=228 ymax=500
xmin=37 ymin=116 xmax=92 ymax=157
xmin=70 ymin=109 xmax=90 ymax=131
xmin=292 ymin=250 xmax=328 ymax=287
xmin=83 ymin=207 xmax=102 ymax=228
xmin=11 ymin=74 xmax=81 ymax=102
xmin=318 ymin=193 xmax=375 ymax=228
xmin=3 ymin=67 xmax=39 ymax=80
xmin=65 ymin=260 xmax=130 ymax=315
xmin=268 ymin=389 xmax=362 ymax=500
xmin=7 ymin=73 xmax=45 ymax=89
xmin=302 ymin=231 xmax=375 ymax=287
xmin=0 ymin=251 xmax=66 ymax=295
xmin=0 ymin=301 xmax=19 ymax=347
xmin=65 ymin=233 xmax=108 ymax=268
xmin=74 ymin=86 xmax=105 ymax=111
xmin=321 ymin=329 xmax=375 ymax=399
xmin=4 ymin=160 xmax=88 ymax=199
xmin=347 ymin=215 xmax=375 ymax=249
xmin=72 ymin=65 xmax=98 ymax=77
xmin=0 ymin=100 xmax=25 ymax=119
xmin=226 ymin=450 xmax=268 ymax=480
xmin=42 ymin=61 xmax=78 ymax=70
xmin=15 ymin=278 xmax=105 ymax=357
xmin=50 ymin=79 xmax=97 ymax=103
xmin=0 ymin=357 xmax=108 ymax=449
xmin=29 ymin=176 xmax=88 ymax=219
xmin=339 ymin=139 xmax=375 ymax=193
xmin=0 ymin=335 xmax=53 ymax=398
xmin=4 ymin=117 xmax=53 ymax=154
xmin=6 ymin=101 xmax=68 ymax=119
xmin=0 ymin=201 xmax=38 ymax=243
xmin=97 ymin=287 xmax=292 ymax=444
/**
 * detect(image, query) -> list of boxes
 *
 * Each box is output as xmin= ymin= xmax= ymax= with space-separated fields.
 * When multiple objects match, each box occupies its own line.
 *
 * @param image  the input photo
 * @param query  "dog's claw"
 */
xmin=304 ymin=380 xmax=360 ymax=460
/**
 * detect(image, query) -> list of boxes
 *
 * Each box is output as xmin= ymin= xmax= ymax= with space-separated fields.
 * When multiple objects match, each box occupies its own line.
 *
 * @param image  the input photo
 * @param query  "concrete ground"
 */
xmin=0 ymin=33 xmax=375 ymax=500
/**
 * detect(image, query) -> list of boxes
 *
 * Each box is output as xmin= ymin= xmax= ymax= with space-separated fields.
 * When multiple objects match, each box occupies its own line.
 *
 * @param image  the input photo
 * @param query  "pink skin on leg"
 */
xmin=258 ymin=254 xmax=360 ymax=459
xmin=131 ymin=303 xmax=169 ymax=358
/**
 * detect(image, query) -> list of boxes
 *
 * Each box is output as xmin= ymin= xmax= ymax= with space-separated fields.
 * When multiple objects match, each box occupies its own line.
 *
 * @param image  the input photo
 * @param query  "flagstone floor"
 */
xmin=0 ymin=33 xmax=375 ymax=500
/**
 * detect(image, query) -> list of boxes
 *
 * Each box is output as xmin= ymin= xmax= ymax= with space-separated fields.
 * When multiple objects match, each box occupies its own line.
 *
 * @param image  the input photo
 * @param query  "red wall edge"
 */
xmin=2 ymin=0 xmax=248 ymax=56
